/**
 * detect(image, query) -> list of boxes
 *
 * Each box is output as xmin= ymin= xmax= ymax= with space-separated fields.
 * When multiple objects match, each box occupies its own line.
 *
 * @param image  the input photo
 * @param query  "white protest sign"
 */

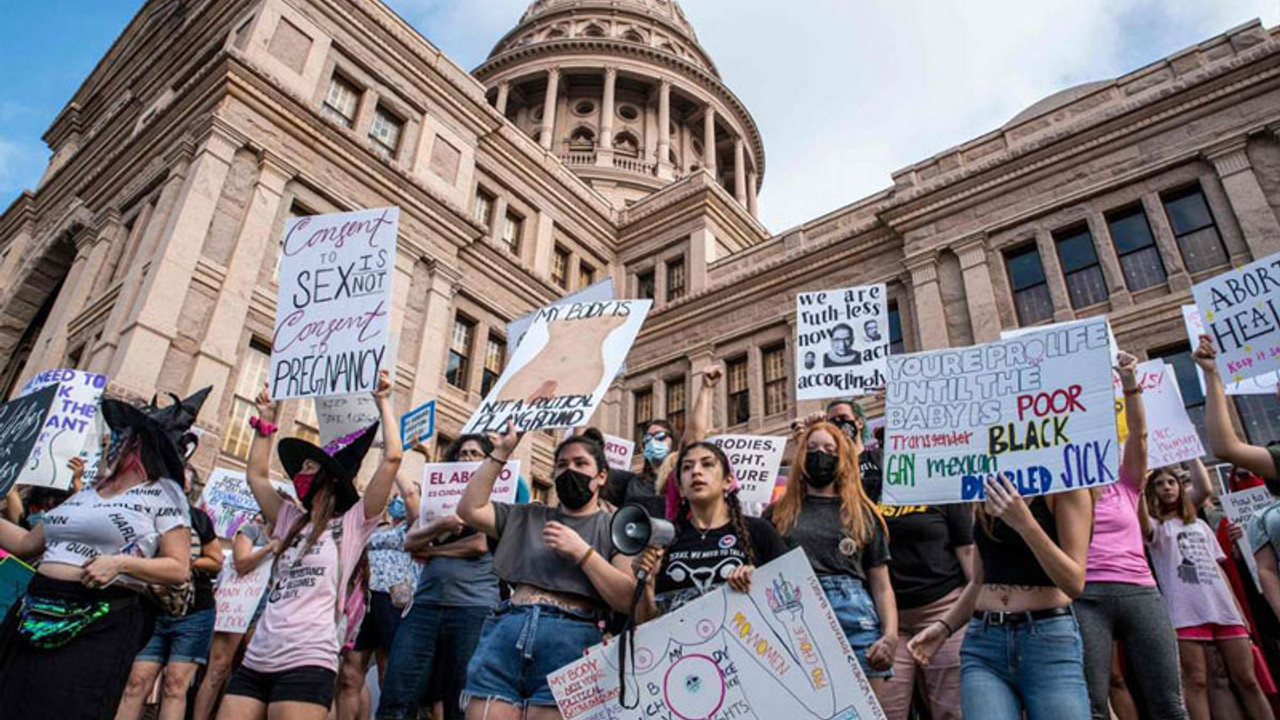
xmin=548 ymin=549 xmax=886 ymax=720
xmin=1113 ymin=362 xmax=1204 ymax=469
xmin=508 ymin=278 xmax=616 ymax=353
xmin=708 ymin=434 xmax=788 ymax=507
xmin=795 ymin=284 xmax=888 ymax=400
xmin=419 ymin=460 xmax=521 ymax=522
xmin=270 ymin=207 xmax=397 ymax=400
xmin=1180 ymin=305 xmax=1278 ymax=395
xmin=317 ymin=393 xmax=381 ymax=447
xmin=1221 ymin=486 xmax=1276 ymax=593
xmin=213 ymin=551 xmax=273 ymax=634
xmin=1192 ymin=253 xmax=1280 ymax=386
xmin=1001 ymin=317 xmax=1120 ymax=366
xmin=883 ymin=315 xmax=1118 ymax=505
xmin=18 ymin=369 xmax=108 ymax=489
xmin=197 ymin=468 xmax=297 ymax=538
xmin=463 ymin=300 xmax=650 ymax=434
xmin=602 ymin=433 xmax=634 ymax=471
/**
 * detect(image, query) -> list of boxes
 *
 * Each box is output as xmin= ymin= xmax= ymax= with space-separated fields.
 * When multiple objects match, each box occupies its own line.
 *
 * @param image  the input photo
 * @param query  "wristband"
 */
xmin=485 ymin=452 xmax=508 ymax=465
xmin=938 ymin=618 xmax=955 ymax=636
xmin=249 ymin=417 xmax=278 ymax=437
xmin=577 ymin=546 xmax=596 ymax=567
xmin=1123 ymin=386 xmax=1143 ymax=397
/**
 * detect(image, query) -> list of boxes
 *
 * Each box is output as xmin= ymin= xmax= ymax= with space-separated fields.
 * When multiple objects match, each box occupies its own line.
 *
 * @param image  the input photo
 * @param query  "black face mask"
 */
xmin=555 ymin=468 xmax=596 ymax=510
xmin=804 ymin=452 xmax=839 ymax=488
xmin=834 ymin=419 xmax=860 ymax=441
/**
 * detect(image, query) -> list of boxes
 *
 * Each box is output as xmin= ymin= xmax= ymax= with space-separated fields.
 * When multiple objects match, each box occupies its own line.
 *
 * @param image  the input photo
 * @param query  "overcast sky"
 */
xmin=2 ymin=1 xmax=1278 ymax=233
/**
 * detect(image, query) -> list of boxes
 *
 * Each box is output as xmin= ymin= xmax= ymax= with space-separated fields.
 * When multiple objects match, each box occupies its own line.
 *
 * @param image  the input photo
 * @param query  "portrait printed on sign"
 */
xmin=1191 ymin=251 xmax=1280 ymax=386
xmin=270 ymin=207 xmax=397 ymax=400
xmin=883 ymin=316 xmax=1118 ymax=506
xmin=795 ymin=285 xmax=889 ymax=400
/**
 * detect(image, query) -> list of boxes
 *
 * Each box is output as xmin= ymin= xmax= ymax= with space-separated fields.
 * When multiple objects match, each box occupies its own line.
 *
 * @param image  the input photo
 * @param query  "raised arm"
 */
xmin=362 ymin=369 xmax=405 ymax=521
xmin=1186 ymin=458 xmax=1214 ymax=509
xmin=246 ymin=385 xmax=283 ymax=524
xmin=1116 ymin=352 xmax=1148 ymax=485
xmin=457 ymin=420 xmax=521 ymax=539
xmin=988 ymin=477 xmax=1092 ymax=598
xmin=684 ymin=365 xmax=722 ymax=445
xmin=394 ymin=471 xmax=420 ymax=526
xmin=1194 ymin=335 xmax=1276 ymax=478
xmin=1 ymin=486 xmax=22 ymax=525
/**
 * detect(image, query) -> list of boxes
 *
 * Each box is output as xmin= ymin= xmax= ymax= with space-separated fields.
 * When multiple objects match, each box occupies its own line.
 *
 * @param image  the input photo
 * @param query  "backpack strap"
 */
xmin=331 ymin=517 xmax=346 ymax=628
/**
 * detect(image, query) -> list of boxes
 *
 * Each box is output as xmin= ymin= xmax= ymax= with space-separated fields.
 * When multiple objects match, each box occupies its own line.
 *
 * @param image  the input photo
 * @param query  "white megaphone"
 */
xmin=610 ymin=504 xmax=676 ymax=557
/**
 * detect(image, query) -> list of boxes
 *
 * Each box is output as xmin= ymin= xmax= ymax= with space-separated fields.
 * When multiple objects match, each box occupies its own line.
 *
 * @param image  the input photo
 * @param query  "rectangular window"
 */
xmin=579 ymin=261 xmax=596 ymax=289
xmin=666 ymin=377 xmax=687 ymax=437
xmin=434 ymin=434 xmax=454 ymax=462
xmin=1054 ymin=225 xmax=1109 ymax=309
xmin=887 ymin=304 xmax=905 ymax=355
xmin=633 ymin=388 xmax=653 ymax=443
xmin=221 ymin=341 xmax=272 ymax=460
xmin=1162 ymin=184 xmax=1228 ymax=274
xmin=1106 ymin=205 xmax=1167 ymax=291
xmin=1004 ymin=244 xmax=1053 ymax=326
xmin=727 ymin=356 xmax=750 ymax=426
xmin=762 ymin=344 xmax=787 ymax=416
xmin=666 ymin=258 xmax=686 ymax=302
xmin=1150 ymin=345 xmax=1209 ymax=459
xmin=502 ymin=212 xmax=523 ymax=255
xmin=368 ymin=105 xmax=403 ymax=159
xmin=637 ymin=270 xmax=655 ymax=300
xmin=295 ymin=400 xmax=320 ymax=446
xmin=322 ymin=74 xmax=359 ymax=128
xmin=481 ymin=336 xmax=506 ymax=397
xmin=446 ymin=316 xmax=475 ymax=389
xmin=1234 ymin=393 xmax=1280 ymax=447
xmin=473 ymin=190 xmax=495 ymax=227
xmin=552 ymin=246 xmax=570 ymax=289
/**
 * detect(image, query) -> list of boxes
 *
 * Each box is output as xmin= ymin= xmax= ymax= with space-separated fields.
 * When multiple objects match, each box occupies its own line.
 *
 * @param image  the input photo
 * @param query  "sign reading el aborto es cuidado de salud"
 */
xmin=1192 ymin=250 xmax=1280 ymax=386
xmin=270 ymin=207 xmax=397 ymax=401
xmin=881 ymin=315 xmax=1119 ymax=506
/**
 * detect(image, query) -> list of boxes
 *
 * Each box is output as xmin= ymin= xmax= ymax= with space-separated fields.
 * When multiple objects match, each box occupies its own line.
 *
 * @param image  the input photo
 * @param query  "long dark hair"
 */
xmin=444 ymin=434 xmax=493 ymax=462
xmin=97 ymin=430 xmax=167 ymax=491
xmin=278 ymin=470 xmax=339 ymax=557
xmin=672 ymin=442 xmax=756 ymax=566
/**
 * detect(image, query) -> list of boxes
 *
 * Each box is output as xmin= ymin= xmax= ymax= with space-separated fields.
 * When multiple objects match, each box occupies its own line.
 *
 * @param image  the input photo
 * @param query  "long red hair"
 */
xmin=770 ymin=422 xmax=885 ymax=547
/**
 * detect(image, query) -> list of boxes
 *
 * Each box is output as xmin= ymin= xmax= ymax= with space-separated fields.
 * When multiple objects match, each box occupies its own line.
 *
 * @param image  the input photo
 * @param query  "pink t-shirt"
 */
xmin=1085 ymin=467 xmax=1156 ymax=586
xmin=243 ymin=501 xmax=378 ymax=673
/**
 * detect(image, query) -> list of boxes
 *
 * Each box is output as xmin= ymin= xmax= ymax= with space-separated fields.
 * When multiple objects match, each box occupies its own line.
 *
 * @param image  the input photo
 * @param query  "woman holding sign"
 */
xmin=217 ymin=370 xmax=401 ymax=720
xmin=457 ymin=424 xmax=636 ymax=720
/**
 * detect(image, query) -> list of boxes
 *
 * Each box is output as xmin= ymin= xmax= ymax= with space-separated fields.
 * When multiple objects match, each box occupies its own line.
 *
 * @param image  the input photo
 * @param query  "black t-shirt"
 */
xmin=654 ymin=515 xmax=788 ymax=615
xmin=189 ymin=508 xmax=218 ymax=612
xmin=601 ymin=469 xmax=665 ymax=519
xmin=859 ymin=448 xmax=883 ymax=503
xmin=878 ymin=503 xmax=974 ymax=609
xmin=766 ymin=496 xmax=889 ymax=580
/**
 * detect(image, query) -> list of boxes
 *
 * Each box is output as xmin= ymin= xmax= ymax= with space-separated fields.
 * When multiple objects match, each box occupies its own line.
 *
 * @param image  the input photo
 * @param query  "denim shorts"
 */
xmin=819 ymin=574 xmax=890 ymax=679
xmin=136 ymin=607 xmax=216 ymax=665
xmin=462 ymin=601 xmax=603 ymax=708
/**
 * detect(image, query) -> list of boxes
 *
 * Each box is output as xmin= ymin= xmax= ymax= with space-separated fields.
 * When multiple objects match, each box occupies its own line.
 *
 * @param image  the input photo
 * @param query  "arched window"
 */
xmin=614 ymin=131 xmax=639 ymax=157
xmin=546 ymin=27 xmax=567 ymax=40
xmin=583 ymin=24 xmax=605 ymax=37
xmin=623 ymin=29 xmax=645 ymax=43
xmin=569 ymin=127 xmax=596 ymax=149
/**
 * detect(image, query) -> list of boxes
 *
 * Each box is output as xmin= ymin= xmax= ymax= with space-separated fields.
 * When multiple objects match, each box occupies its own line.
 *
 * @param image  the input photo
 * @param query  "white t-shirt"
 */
xmin=1147 ymin=518 xmax=1244 ymax=629
xmin=40 ymin=478 xmax=190 ymax=568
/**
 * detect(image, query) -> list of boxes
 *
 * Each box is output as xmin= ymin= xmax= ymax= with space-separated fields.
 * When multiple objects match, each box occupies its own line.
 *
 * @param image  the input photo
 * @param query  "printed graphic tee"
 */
xmin=654 ymin=515 xmax=788 ymax=615
xmin=40 ymin=478 xmax=190 ymax=568
xmin=1147 ymin=518 xmax=1244 ymax=629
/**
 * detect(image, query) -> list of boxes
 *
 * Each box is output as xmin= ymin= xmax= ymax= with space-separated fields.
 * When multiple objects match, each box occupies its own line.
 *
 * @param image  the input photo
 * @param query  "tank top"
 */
xmin=975 ymin=497 xmax=1059 ymax=587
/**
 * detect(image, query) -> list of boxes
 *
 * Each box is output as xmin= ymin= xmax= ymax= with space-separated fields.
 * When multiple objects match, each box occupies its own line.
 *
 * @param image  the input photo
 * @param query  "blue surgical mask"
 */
xmin=388 ymin=496 xmax=406 ymax=520
xmin=643 ymin=436 xmax=670 ymax=464
xmin=25 ymin=512 xmax=45 ymax=528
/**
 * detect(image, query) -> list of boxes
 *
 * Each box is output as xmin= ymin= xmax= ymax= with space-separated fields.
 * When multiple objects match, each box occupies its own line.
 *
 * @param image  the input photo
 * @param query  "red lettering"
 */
xmin=1016 ymin=385 xmax=1086 ymax=420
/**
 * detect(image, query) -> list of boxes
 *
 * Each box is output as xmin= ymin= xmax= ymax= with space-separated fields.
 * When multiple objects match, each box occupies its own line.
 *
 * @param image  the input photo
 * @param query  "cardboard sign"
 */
xmin=1191 ymin=254 xmax=1280 ymax=386
xmin=708 ymin=434 xmax=788 ymax=507
xmin=213 ymin=551 xmax=273 ymax=634
xmin=882 ymin=316 xmax=1118 ymax=505
xmin=1180 ymin=304 xmax=1278 ymax=395
xmin=548 ymin=549 xmax=886 ymax=720
xmin=18 ymin=369 xmax=107 ymax=490
xmin=400 ymin=400 xmax=436 ymax=451
xmin=317 ymin=393 xmax=381 ymax=447
xmin=602 ymin=433 xmax=635 ymax=471
xmin=1113 ymin=362 xmax=1204 ymax=468
xmin=197 ymin=468 xmax=297 ymax=539
xmin=508 ymin=278 xmax=616 ymax=353
xmin=270 ymin=207 xmax=397 ymax=400
xmin=795 ymin=285 xmax=889 ymax=400
xmin=419 ymin=460 xmax=521 ymax=521
xmin=1220 ymin=486 xmax=1277 ymax=593
xmin=0 ymin=385 xmax=59 ymax=496
xmin=463 ymin=300 xmax=650 ymax=434
xmin=1001 ymin=317 xmax=1120 ymax=367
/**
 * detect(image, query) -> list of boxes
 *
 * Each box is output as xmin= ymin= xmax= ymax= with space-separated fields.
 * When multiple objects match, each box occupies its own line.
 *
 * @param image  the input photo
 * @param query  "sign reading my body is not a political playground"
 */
xmin=795 ymin=284 xmax=889 ymax=400
xmin=882 ymin=316 xmax=1119 ymax=506
xmin=270 ymin=207 xmax=398 ymax=401
xmin=462 ymin=299 xmax=650 ymax=434
xmin=1192 ymin=251 xmax=1280 ymax=386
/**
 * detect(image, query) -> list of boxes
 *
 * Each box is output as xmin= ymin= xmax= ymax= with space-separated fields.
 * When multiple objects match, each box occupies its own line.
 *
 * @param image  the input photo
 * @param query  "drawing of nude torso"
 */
xmin=496 ymin=314 xmax=628 ymax=403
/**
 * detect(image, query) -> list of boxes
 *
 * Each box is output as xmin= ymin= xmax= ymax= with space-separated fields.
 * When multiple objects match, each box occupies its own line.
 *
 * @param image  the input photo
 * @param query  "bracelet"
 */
xmin=248 ymin=417 xmax=278 ymax=437
xmin=576 ymin=546 xmax=596 ymax=567
xmin=484 ymin=452 xmax=508 ymax=465
xmin=938 ymin=618 xmax=955 ymax=636
xmin=1123 ymin=386 xmax=1143 ymax=397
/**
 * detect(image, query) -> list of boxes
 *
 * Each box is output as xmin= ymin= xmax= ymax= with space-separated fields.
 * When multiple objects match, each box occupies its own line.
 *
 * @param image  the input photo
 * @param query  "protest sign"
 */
xmin=1113 ymin=361 xmax=1204 ymax=468
xmin=0 ymin=385 xmax=59 ymax=496
xmin=462 ymin=300 xmax=650 ymax=434
xmin=0 ymin=551 xmax=35 ymax=621
xmin=317 ymin=393 xmax=381 ymax=447
xmin=1221 ymin=486 xmax=1276 ymax=593
xmin=508 ymin=278 xmax=616 ymax=353
xmin=270 ymin=207 xmax=397 ymax=400
xmin=18 ymin=369 xmax=107 ymax=490
xmin=548 ymin=549 xmax=885 ymax=720
xmin=1191 ymin=253 xmax=1280 ymax=386
xmin=197 ymin=468 xmax=297 ymax=538
xmin=601 ymin=432 xmax=634 ymax=471
xmin=707 ymin=434 xmax=788 ymax=506
xmin=1001 ymin=317 xmax=1120 ymax=366
xmin=399 ymin=400 xmax=436 ymax=451
xmin=419 ymin=460 xmax=521 ymax=522
xmin=882 ymin=316 xmax=1118 ymax=505
xmin=795 ymin=284 xmax=888 ymax=400
xmin=213 ymin=551 xmax=274 ymax=634
xmin=1180 ymin=304 xmax=1278 ymax=395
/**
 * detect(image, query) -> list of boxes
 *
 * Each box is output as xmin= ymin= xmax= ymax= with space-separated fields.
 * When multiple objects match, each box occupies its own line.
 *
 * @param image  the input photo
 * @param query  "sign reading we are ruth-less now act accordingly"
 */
xmin=882 ymin=316 xmax=1119 ymax=506
xmin=1192 ymin=251 xmax=1280 ymax=386
xmin=795 ymin=284 xmax=889 ymax=401
xmin=270 ymin=207 xmax=398 ymax=400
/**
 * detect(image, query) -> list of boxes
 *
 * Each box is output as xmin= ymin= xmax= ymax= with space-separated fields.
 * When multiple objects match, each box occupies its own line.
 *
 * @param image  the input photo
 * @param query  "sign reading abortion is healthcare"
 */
xmin=270 ymin=207 xmax=397 ymax=400
xmin=882 ymin=316 xmax=1118 ymax=506
xmin=1192 ymin=251 xmax=1280 ymax=386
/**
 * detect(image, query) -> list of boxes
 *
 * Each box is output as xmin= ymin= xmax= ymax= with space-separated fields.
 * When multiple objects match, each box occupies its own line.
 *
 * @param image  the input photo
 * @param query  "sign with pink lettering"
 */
xmin=418 ymin=460 xmax=521 ymax=522
xmin=213 ymin=551 xmax=273 ymax=634
xmin=1113 ymin=362 xmax=1204 ymax=469
xmin=1180 ymin=304 xmax=1278 ymax=395
xmin=270 ymin=207 xmax=397 ymax=400
xmin=1192 ymin=253 xmax=1280 ymax=386
xmin=602 ymin=433 xmax=634 ymax=472
xmin=548 ymin=549 xmax=886 ymax=720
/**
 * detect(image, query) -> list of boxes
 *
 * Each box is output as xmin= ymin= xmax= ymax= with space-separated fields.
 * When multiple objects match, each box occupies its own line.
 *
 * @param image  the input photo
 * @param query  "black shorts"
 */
xmin=225 ymin=664 xmax=337 ymax=707
xmin=354 ymin=590 xmax=402 ymax=652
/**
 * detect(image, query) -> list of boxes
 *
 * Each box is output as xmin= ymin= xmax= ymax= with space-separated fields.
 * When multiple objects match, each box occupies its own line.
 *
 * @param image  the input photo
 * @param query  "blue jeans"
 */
xmin=135 ymin=607 xmax=215 ymax=665
xmin=462 ymin=602 xmax=603 ymax=708
xmin=819 ymin=574 xmax=890 ymax=678
xmin=960 ymin=612 xmax=1090 ymax=720
xmin=376 ymin=603 xmax=489 ymax=720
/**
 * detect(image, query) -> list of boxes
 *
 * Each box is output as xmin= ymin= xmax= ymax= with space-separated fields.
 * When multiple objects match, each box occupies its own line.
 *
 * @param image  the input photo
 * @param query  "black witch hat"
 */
xmin=277 ymin=423 xmax=376 ymax=513
xmin=99 ymin=387 xmax=212 ymax=481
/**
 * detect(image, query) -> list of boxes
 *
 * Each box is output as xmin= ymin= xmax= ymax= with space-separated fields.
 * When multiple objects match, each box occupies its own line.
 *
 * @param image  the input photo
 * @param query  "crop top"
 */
xmin=40 ymin=478 xmax=191 ymax=568
xmin=975 ymin=496 xmax=1058 ymax=588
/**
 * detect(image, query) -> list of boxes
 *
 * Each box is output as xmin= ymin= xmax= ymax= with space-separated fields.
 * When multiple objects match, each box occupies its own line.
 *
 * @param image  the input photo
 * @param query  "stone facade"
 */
xmin=2 ymin=0 xmax=1280 ymax=493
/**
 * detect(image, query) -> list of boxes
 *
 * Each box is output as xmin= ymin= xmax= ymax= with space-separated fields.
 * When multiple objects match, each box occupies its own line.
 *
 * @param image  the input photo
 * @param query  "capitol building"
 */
xmin=3 ymin=0 xmax=1280 ymax=491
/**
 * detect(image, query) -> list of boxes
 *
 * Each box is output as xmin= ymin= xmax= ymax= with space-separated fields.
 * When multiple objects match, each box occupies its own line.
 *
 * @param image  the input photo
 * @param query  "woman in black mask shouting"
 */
xmin=767 ymin=422 xmax=897 ymax=698
xmin=456 ymin=421 xmax=636 ymax=720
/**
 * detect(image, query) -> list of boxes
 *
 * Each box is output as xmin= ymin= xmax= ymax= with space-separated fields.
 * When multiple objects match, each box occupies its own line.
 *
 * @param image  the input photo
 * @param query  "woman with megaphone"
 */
xmin=456 ymin=420 xmax=637 ymax=720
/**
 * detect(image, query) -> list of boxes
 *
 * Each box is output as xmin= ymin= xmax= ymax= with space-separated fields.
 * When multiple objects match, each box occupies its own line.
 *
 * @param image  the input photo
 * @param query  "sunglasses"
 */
xmin=644 ymin=431 xmax=670 ymax=442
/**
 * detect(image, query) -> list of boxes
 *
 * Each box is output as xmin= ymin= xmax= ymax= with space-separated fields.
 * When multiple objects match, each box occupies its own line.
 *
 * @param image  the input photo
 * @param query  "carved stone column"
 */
xmin=906 ymin=252 xmax=948 ymax=350
xmin=1203 ymin=138 xmax=1280 ymax=258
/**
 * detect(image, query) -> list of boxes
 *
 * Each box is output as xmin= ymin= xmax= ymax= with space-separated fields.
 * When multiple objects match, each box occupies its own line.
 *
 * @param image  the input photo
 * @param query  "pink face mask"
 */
xmin=293 ymin=472 xmax=316 ymax=500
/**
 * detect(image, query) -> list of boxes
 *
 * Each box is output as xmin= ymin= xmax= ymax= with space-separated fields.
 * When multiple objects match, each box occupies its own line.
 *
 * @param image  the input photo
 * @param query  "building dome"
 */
xmin=474 ymin=0 xmax=764 ymax=215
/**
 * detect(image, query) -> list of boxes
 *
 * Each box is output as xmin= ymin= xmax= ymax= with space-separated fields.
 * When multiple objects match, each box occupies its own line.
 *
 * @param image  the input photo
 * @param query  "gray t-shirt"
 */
xmin=1247 ymin=498 xmax=1280 ymax=562
xmin=415 ymin=529 xmax=500 ymax=608
xmin=491 ymin=503 xmax=615 ymax=604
